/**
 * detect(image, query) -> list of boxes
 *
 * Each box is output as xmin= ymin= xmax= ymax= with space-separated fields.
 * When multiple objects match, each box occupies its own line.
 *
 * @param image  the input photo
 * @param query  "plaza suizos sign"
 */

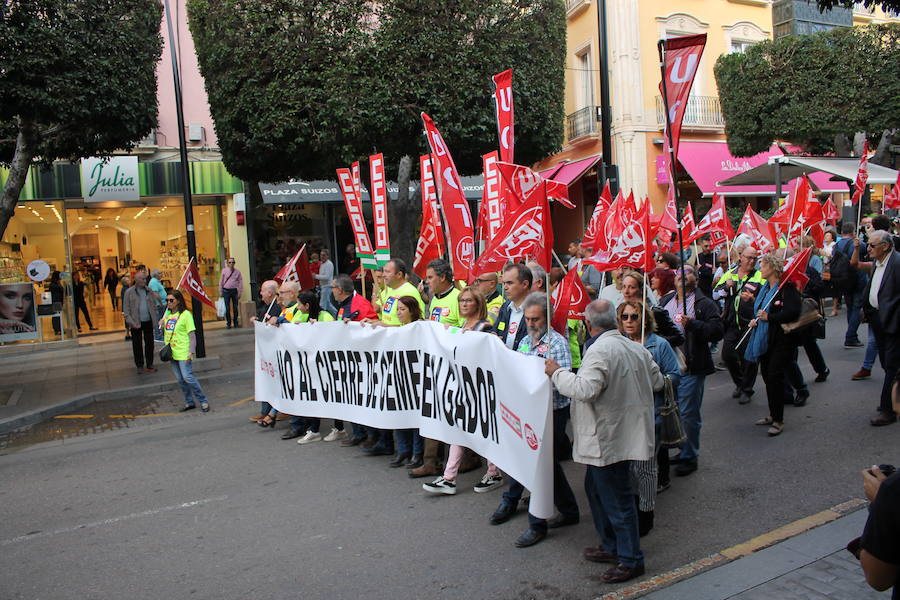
xmin=81 ymin=156 xmax=139 ymax=202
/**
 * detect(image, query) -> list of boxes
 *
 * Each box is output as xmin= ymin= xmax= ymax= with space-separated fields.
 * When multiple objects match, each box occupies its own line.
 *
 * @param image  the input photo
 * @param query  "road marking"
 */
xmin=596 ymin=498 xmax=869 ymax=600
xmin=0 ymin=496 xmax=228 ymax=547
xmin=228 ymin=396 xmax=254 ymax=407
xmin=53 ymin=415 xmax=94 ymax=419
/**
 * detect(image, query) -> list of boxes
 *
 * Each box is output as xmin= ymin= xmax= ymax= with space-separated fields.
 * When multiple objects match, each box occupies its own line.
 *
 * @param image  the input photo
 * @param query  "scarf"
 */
xmin=744 ymin=282 xmax=778 ymax=363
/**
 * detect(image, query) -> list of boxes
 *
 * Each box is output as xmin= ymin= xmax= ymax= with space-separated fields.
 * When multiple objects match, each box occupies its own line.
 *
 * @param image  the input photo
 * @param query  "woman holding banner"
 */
xmin=745 ymin=254 xmax=801 ymax=437
xmin=423 ymin=286 xmax=505 ymax=495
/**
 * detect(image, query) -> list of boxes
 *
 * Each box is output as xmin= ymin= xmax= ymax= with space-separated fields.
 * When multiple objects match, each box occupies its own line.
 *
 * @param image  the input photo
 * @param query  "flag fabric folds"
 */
xmin=337 ymin=165 xmax=377 ymax=269
xmin=274 ymin=244 xmax=315 ymax=291
xmin=850 ymin=140 xmax=870 ymax=205
xmin=473 ymin=191 xmax=553 ymax=274
xmin=581 ymin=181 xmax=612 ymax=253
xmin=492 ymin=69 xmax=514 ymax=165
xmin=737 ymin=205 xmax=777 ymax=252
xmin=550 ymin=268 xmax=590 ymax=336
xmin=369 ymin=153 xmax=391 ymax=266
xmin=178 ymin=257 xmax=216 ymax=309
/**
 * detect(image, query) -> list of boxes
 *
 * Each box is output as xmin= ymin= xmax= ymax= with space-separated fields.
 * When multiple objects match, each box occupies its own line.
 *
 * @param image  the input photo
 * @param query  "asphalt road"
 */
xmin=0 ymin=317 xmax=896 ymax=600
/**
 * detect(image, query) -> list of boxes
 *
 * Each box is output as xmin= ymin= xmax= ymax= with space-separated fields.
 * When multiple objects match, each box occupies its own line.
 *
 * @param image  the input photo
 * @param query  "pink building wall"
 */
xmin=155 ymin=0 xmax=218 ymax=149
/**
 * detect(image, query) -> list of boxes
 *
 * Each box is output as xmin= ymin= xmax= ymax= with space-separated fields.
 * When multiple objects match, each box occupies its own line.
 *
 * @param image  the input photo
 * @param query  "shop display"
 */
xmin=159 ymin=237 xmax=220 ymax=299
xmin=0 ymin=242 xmax=26 ymax=284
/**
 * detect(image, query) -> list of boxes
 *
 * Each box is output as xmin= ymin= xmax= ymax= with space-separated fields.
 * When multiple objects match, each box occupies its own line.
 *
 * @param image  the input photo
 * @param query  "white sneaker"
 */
xmin=422 ymin=476 xmax=457 ymax=495
xmin=473 ymin=474 xmax=504 ymax=493
xmin=297 ymin=431 xmax=322 ymax=445
xmin=323 ymin=428 xmax=347 ymax=442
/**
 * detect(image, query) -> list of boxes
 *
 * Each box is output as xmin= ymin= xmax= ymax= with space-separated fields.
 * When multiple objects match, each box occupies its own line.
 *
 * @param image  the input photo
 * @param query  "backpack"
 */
xmin=828 ymin=240 xmax=856 ymax=293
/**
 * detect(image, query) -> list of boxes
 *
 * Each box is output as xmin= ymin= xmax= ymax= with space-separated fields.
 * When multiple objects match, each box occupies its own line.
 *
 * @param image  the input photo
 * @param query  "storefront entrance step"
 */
xmin=0 ymin=368 xmax=252 ymax=435
xmin=0 ymin=340 xmax=79 ymax=358
xmin=190 ymin=355 xmax=221 ymax=373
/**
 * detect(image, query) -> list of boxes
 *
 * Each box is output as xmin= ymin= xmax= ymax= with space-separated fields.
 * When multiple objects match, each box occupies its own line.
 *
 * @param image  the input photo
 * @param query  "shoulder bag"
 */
xmin=658 ymin=376 xmax=686 ymax=449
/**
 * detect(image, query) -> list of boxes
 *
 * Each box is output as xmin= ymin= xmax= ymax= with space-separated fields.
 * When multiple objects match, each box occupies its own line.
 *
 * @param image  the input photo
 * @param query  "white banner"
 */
xmin=254 ymin=320 xmax=554 ymax=518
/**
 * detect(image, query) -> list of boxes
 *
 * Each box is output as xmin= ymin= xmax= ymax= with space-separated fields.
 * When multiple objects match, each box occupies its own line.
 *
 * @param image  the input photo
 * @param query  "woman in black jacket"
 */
xmin=104 ymin=268 xmax=120 ymax=310
xmin=746 ymin=253 xmax=801 ymax=437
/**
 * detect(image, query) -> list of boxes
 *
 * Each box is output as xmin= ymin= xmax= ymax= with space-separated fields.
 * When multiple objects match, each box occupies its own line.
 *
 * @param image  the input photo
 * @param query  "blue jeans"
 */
xmin=501 ymin=407 xmax=579 ymax=530
xmin=153 ymin=305 xmax=165 ymax=342
xmin=844 ymin=290 xmax=863 ymax=344
xmin=585 ymin=462 xmax=643 ymax=568
xmin=171 ymin=359 xmax=208 ymax=407
xmin=259 ymin=402 xmax=278 ymax=418
xmin=676 ymin=374 xmax=705 ymax=461
xmin=863 ymin=327 xmax=879 ymax=370
xmin=394 ymin=429 xmax=424 ymax=455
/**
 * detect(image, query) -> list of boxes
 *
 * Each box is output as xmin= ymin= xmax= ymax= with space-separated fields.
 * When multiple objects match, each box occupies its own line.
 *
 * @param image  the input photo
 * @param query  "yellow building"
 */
xmin=539 ymin=0 xmax=899 ymax=249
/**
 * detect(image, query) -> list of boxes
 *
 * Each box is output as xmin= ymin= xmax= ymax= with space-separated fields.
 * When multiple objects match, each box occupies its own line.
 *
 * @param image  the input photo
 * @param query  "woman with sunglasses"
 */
xmin=161 ymin=290 xmax=210 ymax=412
xmin=620 ymin=272 xmax=683 ymax=349
xmin=617 ymin=300 xmax=682 ymax=535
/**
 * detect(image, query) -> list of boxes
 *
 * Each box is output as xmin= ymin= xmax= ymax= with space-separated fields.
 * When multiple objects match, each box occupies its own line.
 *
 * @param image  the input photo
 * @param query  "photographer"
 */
xmin=857 ymin=464 xmax=899 ymax=597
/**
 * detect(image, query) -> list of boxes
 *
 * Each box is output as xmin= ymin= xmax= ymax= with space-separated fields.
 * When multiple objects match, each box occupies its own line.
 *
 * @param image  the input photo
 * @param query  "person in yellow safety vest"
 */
xmin=268 ymin=280 xmax=301 ymax=325
xmin=425 ymin=258 xmax=463 ymax=327
xmin=714 ymin=245 xmax=765 ymax=405
xmin=290 ymin=290 xmax=336 ymax=323
xmin=373 ymin=258 xmax=425 ymax=326
xmin=474 ymin=271 xmax=504 ymax=324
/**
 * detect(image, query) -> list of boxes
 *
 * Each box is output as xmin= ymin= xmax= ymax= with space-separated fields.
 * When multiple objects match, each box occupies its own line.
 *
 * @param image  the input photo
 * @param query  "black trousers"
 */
xmin=131 ymin=320 xmax=154 ymax=369
xmin=722 ymin=327 xmax=758 ymax=395
xmin=761 ymin=342 xmax=795 ymax=423
xmin=74 ymin=300 xmax=93 ymax=329
xmin=223 ymin=288 xmax=239 ymax=326
xmin=868 ymin=311 xmax=900 ymax=413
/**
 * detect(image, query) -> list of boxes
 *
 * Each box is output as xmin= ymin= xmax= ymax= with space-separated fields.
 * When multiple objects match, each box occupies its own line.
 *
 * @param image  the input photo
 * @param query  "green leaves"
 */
xmin=714 ymin=23 xmax=900 ymax=157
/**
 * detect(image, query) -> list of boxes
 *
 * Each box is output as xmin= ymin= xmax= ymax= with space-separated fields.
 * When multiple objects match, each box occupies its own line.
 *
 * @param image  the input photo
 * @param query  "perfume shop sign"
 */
xmin=81 ymin=156 xmax=139 ymax=202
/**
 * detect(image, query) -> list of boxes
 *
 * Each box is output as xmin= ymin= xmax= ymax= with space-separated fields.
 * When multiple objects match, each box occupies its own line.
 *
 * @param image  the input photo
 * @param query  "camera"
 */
xmin=869 ymin=464 xmax=896 ymax=477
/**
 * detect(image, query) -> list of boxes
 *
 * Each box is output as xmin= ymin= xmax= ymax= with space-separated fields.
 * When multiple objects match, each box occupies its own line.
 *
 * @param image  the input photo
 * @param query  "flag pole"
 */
xmin=657 ymin=39 xmax=687 ymax=316
xmin=641 ymin=275 xmax=647 ymax=346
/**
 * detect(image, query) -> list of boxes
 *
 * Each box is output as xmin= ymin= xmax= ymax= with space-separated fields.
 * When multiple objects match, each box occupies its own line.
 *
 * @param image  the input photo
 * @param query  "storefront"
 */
xmin=0 ymin=158 xmax=246 ymax=346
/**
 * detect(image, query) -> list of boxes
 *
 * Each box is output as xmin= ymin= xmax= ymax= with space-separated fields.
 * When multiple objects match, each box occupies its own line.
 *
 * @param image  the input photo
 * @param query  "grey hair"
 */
xmin=150 ymin=269 xmax=162 ymax=278
xmin=261 ymin=280 xmax=278 ymax=293
xmin=869 ymin=229 xmax=892 ymax=247
xmin=759 ymin=252 xmax=785 ymax=276
xmin=521 ymin=291 xmax=551 ymax=320
xmin=585 ymin=299 xmax=616 ymax=332
xmin=333 ymin=274 xmax=355 ymax=294
xmin=529 ymin=263 xmax=547 ymax=285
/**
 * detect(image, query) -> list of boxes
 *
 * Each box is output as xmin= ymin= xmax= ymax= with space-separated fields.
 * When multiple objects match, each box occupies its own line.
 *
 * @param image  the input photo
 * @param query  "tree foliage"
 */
xmin=0 ymin=0 xmax=163 ymax=237
xmin=815 ymin=0 xmax=900 ymax=13
xmin=714 ymin=23 xmax=900 ymax=158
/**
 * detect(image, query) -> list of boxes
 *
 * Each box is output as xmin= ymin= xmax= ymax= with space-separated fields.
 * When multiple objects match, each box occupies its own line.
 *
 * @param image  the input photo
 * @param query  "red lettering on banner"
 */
xmin=337 ymin=167 xmax=376 ymax=268
xmin=492 ymin=69 xmax=514 ymax=164
xmin=369 ymin=153 xmax=391 ymax=263
xmin=500 ymin=401 xmax=523 ymax=439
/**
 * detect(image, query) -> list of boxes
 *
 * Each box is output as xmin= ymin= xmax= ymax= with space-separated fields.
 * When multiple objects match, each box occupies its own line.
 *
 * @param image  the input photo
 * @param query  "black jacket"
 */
xmin=660 ymin=289 xmax=723 ymax=376
xmin=763 ymin=281 xmax=802 ymax=350
xmin=863 ymin=250 xmax=900 ymax=336
xmin=495 ymin=299 xmax=527 ymax=351
xmin=651 ymin=306 xmax=683 ymax=349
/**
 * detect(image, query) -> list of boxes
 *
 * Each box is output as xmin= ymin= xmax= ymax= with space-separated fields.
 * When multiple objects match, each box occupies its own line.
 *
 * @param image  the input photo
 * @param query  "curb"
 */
xmin=596 ymin=498 xmax=869 ymax=600
xmin=0 ymin=368 xmax=253 ymax=435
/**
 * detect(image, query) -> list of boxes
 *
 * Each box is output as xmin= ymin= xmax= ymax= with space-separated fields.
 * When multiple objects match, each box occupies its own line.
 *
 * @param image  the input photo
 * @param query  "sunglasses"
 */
xmin=620 ymin=313 xmax=640 ymax=322
xmin=166 ymin=298 xmax=176 ymax=303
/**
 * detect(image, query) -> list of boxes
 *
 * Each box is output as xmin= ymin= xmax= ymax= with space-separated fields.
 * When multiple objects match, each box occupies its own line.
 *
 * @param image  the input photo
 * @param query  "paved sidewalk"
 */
xmin=630 ymin=508 xmax=890 ymax=600
xmin=0 ymin=324 xmax=255 ymax=433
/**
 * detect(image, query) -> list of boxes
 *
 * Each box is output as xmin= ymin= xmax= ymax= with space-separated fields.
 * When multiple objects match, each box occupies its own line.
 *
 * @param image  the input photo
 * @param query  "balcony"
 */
xmin=655 ymin=95 xmax=725 ymax=130
xmin=566 ymin=106 xmax=599 ymax=141
xmin=566 ymin=0 xmax=591 ymax=18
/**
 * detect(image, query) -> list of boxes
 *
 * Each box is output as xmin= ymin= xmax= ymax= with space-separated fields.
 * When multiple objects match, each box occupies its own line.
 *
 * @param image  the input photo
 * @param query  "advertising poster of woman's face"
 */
xmin=0 ymin=283 xmax=38 ymax=341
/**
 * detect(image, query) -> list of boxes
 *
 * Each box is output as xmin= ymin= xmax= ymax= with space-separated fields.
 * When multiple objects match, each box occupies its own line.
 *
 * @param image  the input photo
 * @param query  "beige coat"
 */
xmin=122 ymin=285 xmax=159 ymax=329
xmin=551 ymin=330 xmax=663 ymax=467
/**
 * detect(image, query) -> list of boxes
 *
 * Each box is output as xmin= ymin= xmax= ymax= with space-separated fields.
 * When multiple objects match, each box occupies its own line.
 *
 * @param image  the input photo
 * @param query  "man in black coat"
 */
xmin=854 ymin=230 xmax=900 ymax=426
xmin=660 ymin=266 xmax=723 ymax=476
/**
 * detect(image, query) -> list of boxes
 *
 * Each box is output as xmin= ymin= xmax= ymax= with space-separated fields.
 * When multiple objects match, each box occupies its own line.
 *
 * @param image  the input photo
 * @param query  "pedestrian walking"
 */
xmin=72 ymin=270 xmax=98 ymax=331
xmin=123 ymin=272 xmax=159 ymax=373
xmin=219 ymin=257 xmax=243 ymax=329
xmin=161 ymin=290 xmax=209 ymax=412
xmin=104 ymin=268 xmax=120 ymax=310
xmin=314 ymin=248 xmax=335 ymax=314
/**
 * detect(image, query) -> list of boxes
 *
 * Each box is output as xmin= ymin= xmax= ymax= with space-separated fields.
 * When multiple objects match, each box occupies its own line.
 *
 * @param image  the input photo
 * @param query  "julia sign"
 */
xmin=81 ymin=156 xmax=139 ymax=202
xmin=255 ymin=320 xmax=555 ymax=518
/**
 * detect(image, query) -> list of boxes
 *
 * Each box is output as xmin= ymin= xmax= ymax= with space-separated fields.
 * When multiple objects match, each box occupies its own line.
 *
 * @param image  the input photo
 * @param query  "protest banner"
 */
xmin=254 ymin=320 xmax=554 ymax=518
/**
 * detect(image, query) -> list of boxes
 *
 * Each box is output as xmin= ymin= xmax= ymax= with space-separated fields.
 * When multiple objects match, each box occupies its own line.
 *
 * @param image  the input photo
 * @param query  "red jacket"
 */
xmin=335 ymin=292 xmax=377 ymax=321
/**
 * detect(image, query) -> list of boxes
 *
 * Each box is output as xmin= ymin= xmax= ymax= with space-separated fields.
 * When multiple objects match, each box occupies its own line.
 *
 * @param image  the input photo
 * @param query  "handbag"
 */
xmin=658 ymin=376 xmax=686 ymax=449
xmin=159 ymin=344 xmax=173 ymax=362
xmin=781 ymin=297 xmax=822 ymax=333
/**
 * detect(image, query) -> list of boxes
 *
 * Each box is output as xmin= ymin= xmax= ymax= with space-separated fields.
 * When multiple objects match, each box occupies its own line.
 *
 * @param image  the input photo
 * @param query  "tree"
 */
xmin=0 ymin=0 xmax=163 ymax=239
xmin=187 ymin=0 xmax=566 ymax=265
xmin=714 ymin=23 xmax=900 ymax=163
xmin=815 ymin=0 xmax=900 ymax=13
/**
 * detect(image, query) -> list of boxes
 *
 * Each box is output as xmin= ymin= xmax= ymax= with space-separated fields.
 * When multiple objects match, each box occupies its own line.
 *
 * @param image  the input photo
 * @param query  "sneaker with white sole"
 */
xmin=297 ymin=431 xmax=322 ymax=445
xmin=422 ymin=476 xmax=457 ymax=495
xmin=473 ymin=474 xmax=504 ymax=493
xmin=323 ymin=428 xmax=347 ymax=442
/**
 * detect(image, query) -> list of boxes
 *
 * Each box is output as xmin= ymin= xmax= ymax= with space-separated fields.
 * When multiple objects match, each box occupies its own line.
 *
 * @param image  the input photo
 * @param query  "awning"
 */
xmin=719 ymin=155 xmax=900 ymax=188
xmin=259 ymin=180 xmax=417 ymax=204
xmin=538 ymin=154 xmax=601 ymax=185
xmin=673 ymin=142 xmax=845 ymax=196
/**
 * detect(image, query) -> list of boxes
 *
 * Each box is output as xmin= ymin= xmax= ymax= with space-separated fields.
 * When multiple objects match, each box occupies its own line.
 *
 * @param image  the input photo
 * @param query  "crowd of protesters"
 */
xmin=246 ymin=213 xmax=900 ymax=585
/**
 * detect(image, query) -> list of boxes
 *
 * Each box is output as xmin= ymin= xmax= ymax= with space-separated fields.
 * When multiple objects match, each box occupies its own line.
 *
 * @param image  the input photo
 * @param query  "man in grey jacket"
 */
xmin=123 ymin=272 xmax=160 ymax=374
xmin=545 ymin=299 xmax=664 ymax=585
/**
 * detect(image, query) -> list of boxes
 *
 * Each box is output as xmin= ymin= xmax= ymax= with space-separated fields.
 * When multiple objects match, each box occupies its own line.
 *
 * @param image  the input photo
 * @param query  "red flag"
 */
xmin=687 ymin=193 xmax=733 ymax=244
xmin=582 ymin=181 xmax=613 ymax=253
xmin=337 ymin=166 xmax=377 ymax=269
xmin=782 ymin=247 xmax=812 ymax=292
xmin=823 ymin=197 xmax=841 ymax=224
xmin=660 ymin=34 xmax=706 ymax=163
xmin=422 ymin=113 xmax=475 ymax=282
xmin=550 ymin=268 xmax=589 ymax=335
xmin=801 ymin=199 xmax=827 ymax=247
xmin=770 ymin=176 xmax=813 ymax=239
xmin=680 ymin=201 xmax=696 ymax=242
xmin=473 ymin=191 xmax=552 ymax=274
xmin=883 ymin=173 xmax=900 ymax=210
xmin=177 ymin=257 xmax=216 ymax=309
xmin=476 ymin=151 xmax=503 ymax=242
xmin=492 ymin=69 xmax=514 ymax=164
xmin=274 ymin=244 xmax=315 ymax=290
xmin=496 ymin=161 xmax=573 ymax=209
xmin=850 ymin=140 xmax=870 ymax=205
xmin=737 ymin=205 xmax=777 ymax=252
xmin=419 ymin=155 xmax=445 ymax=248
xmin=586 ymin=198 xmax=655 ymax=272
xmin=413 ymin=162 xmax=445 ymax=279
xmin=369 ymin=153 xmax=391 ymax=266
xmin=656 ymin=187 xmax=679 ymax=232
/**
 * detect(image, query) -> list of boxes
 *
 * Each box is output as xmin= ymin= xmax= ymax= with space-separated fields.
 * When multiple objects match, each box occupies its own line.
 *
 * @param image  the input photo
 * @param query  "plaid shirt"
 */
xmin=518 ymin=328 xmax=572 ymax=409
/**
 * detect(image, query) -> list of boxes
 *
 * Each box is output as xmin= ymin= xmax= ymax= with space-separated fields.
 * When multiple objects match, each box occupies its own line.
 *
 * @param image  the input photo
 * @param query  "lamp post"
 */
xmin=596 ymin=0 xmax=618 ymax=196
